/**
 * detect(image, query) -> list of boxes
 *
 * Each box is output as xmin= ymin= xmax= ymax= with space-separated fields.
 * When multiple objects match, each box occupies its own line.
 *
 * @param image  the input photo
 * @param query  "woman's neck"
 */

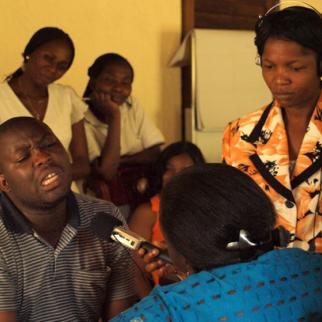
xmin=15 ymin=74 xmax=48 ymax=99
xmin=282 ymin=90 xmax=320 ymax=126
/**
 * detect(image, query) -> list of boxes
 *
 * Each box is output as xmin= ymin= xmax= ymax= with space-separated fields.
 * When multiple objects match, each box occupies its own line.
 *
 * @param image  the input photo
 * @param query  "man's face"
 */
xmin=0 ymin=121 xmax=72 ymax=211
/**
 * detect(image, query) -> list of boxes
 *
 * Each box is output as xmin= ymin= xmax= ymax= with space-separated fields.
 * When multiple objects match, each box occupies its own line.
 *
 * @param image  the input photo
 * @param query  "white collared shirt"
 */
xmin=84 ymin=96 xmax=164 ymax=161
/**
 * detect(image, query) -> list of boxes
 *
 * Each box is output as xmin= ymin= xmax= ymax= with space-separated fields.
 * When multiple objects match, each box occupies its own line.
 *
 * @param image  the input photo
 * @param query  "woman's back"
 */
xmin=112 ymin=249 xmax=322 ymax=321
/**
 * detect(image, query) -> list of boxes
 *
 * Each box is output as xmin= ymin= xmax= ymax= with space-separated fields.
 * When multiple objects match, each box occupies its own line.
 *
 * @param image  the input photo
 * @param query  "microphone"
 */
xmin=91 ymin=212 xmax=172 ymax=263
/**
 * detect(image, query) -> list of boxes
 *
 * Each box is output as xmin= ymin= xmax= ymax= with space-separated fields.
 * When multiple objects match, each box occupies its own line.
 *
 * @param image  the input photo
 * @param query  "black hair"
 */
xmin=83 ymin=53 xmax=134 ymax=98
xmin=255 ymin=6 xmax=322 ymax=75
xmin=0 ymin=116 xmax=51 ymax=138
xmin=160 ymin=163 xmax=276 ymax=272
xmin=8 ymin=27 xmax=75 ymax=80
xmin=148 ymin=141 xmax=205 ymax=196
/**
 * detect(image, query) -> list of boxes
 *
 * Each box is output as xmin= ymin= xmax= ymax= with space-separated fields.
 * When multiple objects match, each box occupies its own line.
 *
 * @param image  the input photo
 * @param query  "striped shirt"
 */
xmin=0 ymin=192 xmax=136 ymax=322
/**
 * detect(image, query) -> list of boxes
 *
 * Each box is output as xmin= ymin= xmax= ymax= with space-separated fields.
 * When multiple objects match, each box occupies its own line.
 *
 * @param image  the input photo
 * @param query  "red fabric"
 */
xmin=151 ymin=195 xmax=164 ymax=244
xmin=150 ymin=194 xmax=165 ymax=285
xmin=86 ymin=164 xmax=153 ymax=212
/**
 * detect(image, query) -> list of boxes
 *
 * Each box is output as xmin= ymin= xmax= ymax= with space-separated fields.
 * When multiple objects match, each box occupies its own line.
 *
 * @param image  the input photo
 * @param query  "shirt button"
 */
xmin=285 ymin=200 xmax=294 ymax=208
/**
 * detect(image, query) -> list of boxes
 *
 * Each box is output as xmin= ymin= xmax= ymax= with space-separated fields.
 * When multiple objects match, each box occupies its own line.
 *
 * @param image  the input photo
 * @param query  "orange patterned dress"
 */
xmin=222 ymin=91 xmax=322 ymax=252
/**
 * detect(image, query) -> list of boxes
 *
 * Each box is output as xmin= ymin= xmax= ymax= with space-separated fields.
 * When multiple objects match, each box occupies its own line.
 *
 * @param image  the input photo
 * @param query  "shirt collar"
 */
xmin=0 ymin=192 xmax=80 ymax=234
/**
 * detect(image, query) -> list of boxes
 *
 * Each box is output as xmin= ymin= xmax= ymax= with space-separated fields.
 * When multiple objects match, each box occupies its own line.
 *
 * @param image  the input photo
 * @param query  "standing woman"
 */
xmin=0 ymin=27 xmax=90 ymax=189
xmin=222 ymin=6 xmax=322 ymax=251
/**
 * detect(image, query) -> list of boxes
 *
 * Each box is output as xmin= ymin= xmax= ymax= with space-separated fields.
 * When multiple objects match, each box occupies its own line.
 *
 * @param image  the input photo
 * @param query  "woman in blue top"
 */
xmin=111 ymin=163 xmax=322 ymax=322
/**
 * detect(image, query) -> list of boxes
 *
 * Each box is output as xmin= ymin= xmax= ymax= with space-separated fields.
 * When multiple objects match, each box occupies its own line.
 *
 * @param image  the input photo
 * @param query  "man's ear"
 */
xmin=0 ymin=174 xmax=10 ymax=192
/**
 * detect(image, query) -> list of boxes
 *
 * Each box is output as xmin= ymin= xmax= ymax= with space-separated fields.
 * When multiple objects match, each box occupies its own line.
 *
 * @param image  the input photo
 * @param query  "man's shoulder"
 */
xmin=74 ymin=193 xmax=125 ymax=223
xmin=74 ymin=193 xmax=116 ymax=210
xmin=0 ymin=204 xmax=13 ymax=249
xmin=0 ymin=202 xmax=7 ymax=229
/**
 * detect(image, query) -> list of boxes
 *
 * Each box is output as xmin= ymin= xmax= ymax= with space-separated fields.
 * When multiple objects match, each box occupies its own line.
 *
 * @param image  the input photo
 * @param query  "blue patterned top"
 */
xmin=111 ymin=249 xmax=322 ymax=322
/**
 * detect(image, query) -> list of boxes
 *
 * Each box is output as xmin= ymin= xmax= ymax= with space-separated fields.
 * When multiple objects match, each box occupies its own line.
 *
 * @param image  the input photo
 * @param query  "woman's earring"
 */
xmin=255 ymin=55 xmax=261 ymax=66
xmin=21 ymin=55 xmax=30 ymax=72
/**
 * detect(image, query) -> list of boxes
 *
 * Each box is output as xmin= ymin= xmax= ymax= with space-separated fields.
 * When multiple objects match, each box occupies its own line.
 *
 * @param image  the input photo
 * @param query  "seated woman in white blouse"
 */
xmin=83 ymin=53 xmax=164 ymax=213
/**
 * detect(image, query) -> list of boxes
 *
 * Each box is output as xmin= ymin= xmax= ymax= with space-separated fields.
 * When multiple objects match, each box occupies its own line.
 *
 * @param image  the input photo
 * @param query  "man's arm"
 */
xmin=0 ymin=311 xmax=17 ymax=322
xmin=107 ymin=290 xmax=170 ymax=322
xmin=104 ymin=296 xmax=137 ymax=320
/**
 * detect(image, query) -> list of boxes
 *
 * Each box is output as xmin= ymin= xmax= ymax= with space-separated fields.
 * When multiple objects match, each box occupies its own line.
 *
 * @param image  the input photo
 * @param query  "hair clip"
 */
xmin=272 ymin=226 xmax=291 ymax=247
xmin=226 ymin=229 xmax=258 ymax=250
xmin=226 ymin=226 xmax=291 ymax=251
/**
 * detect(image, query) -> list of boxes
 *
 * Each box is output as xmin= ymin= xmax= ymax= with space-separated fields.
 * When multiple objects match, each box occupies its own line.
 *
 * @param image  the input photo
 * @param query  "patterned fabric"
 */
xmin=0 ymin=192 xmax=136 ymax=322
xmin=222 ymin=91 xmax=322 ymax=252
xmin=110 ymin=249 xmax=322 ymax=322
xmin=150 ymin=194 xmax=163 ymax=284
xmin=151 ymin=194 xmax=163 ymax=245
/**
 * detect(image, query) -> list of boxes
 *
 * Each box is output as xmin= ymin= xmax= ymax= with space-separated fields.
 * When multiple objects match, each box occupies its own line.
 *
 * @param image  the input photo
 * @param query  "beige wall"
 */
xmin=309 ymin=0 xmax=322 ymax=10
xmin=280 ymin=0 xmax=321 ymax=11
xmin=0 ymin=0 xmax=182 ymax=143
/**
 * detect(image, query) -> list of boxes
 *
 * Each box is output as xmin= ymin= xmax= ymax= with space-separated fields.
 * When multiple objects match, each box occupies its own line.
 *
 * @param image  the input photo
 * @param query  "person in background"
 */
xmin=128 ymin=141 xmax=205 ymax=297
xmin=0 ymin=117 xmax=136 ymax=322
xmin=222 ymin=6 xmax=322 ymax=251
xmin=0 ymin=27 xmax=90 ymax=192
xmin=83 ymin=53 xmax=164 ymax=214
xmin=111 ymin=163 xmax=322 ymax=321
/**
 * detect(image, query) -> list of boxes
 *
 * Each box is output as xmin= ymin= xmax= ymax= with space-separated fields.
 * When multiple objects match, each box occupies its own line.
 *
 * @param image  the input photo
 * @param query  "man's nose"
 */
xmin=32 ymin=148 xmax=51 ymax=167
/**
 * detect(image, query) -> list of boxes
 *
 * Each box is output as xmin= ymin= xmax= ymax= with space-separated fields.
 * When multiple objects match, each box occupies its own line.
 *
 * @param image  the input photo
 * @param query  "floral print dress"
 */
xmin=222 ymin=91 xmax=322 ymax=252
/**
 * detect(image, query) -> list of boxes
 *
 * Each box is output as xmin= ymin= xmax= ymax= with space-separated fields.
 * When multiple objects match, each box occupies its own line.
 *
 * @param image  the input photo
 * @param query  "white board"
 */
xmin=171 ymin=29 xmax=271 ymax=161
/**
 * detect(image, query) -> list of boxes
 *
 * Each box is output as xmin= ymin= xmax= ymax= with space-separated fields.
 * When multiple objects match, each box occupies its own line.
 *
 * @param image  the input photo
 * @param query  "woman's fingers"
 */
xmin=90 ymin=90 xmax=120 ymax=115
